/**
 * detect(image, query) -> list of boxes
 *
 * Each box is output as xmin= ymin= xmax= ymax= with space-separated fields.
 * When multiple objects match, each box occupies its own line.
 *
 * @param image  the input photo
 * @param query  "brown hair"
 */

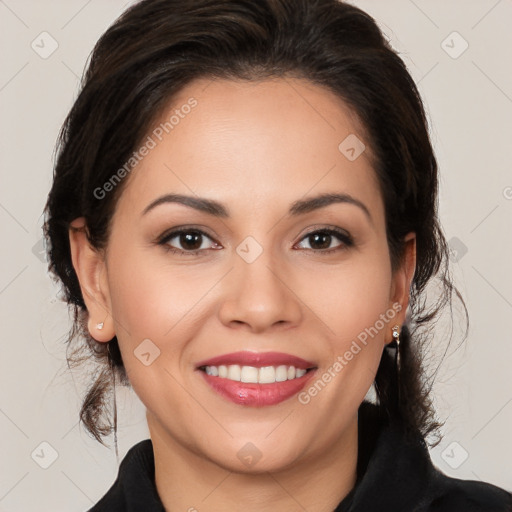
xmin=43 ymin=0 xmax=467 ymax=449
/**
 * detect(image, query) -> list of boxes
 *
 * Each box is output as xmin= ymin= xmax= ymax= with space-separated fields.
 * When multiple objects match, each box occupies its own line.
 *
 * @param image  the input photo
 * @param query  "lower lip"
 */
xmin=197 ymin=369 xmax=317 ymax=406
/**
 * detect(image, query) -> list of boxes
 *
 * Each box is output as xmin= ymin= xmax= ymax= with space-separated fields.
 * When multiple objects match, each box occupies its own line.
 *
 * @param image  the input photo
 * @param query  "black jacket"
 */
xmin=89 ymin=401 xmax=512 ymax=511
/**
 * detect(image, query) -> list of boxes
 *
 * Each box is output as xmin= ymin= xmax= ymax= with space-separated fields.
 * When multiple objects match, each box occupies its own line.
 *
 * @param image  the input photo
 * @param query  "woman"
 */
xmin=43 ymin=0 xmax=512 ymax=510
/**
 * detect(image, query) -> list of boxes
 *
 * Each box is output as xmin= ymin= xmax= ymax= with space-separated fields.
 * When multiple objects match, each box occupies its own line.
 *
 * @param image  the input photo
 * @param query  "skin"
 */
xmin=69 ymin=77 xmax=416 ymax=512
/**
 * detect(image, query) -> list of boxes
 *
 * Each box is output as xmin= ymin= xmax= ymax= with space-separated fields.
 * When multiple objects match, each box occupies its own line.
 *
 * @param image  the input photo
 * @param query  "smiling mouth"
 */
xmin=197 ymin=364 xmax=317 ymax=384
xmin=196 ymin=364 xmax=318 ymax=407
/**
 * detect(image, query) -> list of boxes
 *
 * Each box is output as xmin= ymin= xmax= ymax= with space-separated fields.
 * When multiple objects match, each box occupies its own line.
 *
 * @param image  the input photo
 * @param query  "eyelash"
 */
xmin=156 ymin=226 xmax=354 ymax=256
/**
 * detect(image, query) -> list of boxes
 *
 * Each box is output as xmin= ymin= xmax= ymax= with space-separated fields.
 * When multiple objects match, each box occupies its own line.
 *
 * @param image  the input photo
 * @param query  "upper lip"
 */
xmin=195 ymin=351 xmax=317 ymax=370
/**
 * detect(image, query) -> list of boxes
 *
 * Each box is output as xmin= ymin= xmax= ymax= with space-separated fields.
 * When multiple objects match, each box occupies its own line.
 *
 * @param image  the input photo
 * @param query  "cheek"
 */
xmin=107 ymin=248 xmax=204 ymax=338
xmin=108 ymin=262 xmax=170 ymax=340
xmin=105 ymin=249 xmax=207 ymax=379
xmin=105 ymin=255 xmax=204 ymax=411
xmin=304 ymin=249 xmax=392 ymax=340
xmin=301 ymin=244 xmax=394 ymax=407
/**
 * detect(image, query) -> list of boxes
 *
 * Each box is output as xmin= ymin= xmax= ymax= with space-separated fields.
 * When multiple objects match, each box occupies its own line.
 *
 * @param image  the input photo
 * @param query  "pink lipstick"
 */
xmin=195 ymin=351 xmax=318 ymax=406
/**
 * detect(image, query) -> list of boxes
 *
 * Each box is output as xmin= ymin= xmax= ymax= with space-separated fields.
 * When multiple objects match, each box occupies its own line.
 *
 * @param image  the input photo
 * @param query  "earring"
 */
xmin=96 ymin=322 xmax=104 ymax=330
xmin=391 ymin=324 xmax=401 ymax=372
xmin=391 ymin=324 xmax=401 ymax=408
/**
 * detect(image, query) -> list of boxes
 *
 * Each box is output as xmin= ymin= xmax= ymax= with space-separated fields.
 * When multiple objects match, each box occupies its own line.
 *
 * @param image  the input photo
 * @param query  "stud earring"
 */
xmin=96 ymin=322 xmax=104 ymax=330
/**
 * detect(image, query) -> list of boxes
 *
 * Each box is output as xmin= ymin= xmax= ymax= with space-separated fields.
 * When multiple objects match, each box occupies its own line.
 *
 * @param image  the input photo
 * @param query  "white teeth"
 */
xmin=205 ymin=365 xmax=218 ymax=376
xmin=275 ymin=365 xmax=288 ymax=382
xmin=241 ymin=366 xmax=259 ymax=383
xmin=203 ymin=364 xmax=310 ymax=383
xmin=259 ymin=366 xmax=276 ymax=384
xmin=227 ymin=364 xmax=241 ymax=381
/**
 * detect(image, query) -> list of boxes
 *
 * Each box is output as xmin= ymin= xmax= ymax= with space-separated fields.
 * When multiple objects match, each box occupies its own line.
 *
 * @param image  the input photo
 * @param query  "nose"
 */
xmin=218 ymin=248 xmax=303 ymax=333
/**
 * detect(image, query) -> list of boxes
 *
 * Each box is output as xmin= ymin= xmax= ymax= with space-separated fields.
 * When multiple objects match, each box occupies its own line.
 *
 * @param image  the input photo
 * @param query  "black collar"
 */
xmin=90 ymin=400 xmax=512 ymax=511
xmin=335 ymin=400 xmax=436 ymax=510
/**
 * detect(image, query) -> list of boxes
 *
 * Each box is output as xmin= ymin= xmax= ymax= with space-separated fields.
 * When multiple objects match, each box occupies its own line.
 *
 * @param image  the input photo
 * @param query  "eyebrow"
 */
xmin=142 ymin=192 xmax=372 ymax=223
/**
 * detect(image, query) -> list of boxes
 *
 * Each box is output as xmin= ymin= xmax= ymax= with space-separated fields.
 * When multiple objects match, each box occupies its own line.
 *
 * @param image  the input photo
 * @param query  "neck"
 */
xmin=148 ymin=412 xmax=358 ymax=512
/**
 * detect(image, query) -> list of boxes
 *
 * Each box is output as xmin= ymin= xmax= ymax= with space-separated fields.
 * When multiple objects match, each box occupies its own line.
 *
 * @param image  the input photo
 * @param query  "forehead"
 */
xmin=115 ymin=77 xmax=383 ymax=224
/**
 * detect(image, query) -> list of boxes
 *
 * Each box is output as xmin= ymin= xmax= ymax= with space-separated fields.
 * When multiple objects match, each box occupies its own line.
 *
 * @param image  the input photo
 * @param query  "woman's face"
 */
xmin=72 ymin=77 xmax=415 ymax=473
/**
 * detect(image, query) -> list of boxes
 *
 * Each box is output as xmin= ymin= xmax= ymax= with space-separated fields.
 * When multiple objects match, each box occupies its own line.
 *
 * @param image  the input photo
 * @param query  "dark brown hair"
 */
xmin=44 ymin=0 xmax=467 ymax=449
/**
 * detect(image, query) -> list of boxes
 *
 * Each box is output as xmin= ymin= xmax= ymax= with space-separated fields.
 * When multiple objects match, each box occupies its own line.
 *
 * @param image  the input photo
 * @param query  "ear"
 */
xmin=68 ymin=217 xmax=115 ymax=342
xmin=387 ymin=232 xmax=416 ymax=342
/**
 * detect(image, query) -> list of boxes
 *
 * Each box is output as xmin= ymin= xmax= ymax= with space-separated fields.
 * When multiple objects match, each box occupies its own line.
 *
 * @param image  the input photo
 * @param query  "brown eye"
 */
xmin=296 ymin=228 xmax=353 ymax=253
xmin=307 ymin=232 xmax=334 ymax=250
xmin=177 ymin=232 xmax=203 ymax=251
xmin=158 ymin=228 xmax=219 ymax=255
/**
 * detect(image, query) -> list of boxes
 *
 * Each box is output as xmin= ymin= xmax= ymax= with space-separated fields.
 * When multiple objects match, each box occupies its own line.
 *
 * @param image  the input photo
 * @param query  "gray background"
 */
xmin=1 ymin=0 xmax=511 ymax=510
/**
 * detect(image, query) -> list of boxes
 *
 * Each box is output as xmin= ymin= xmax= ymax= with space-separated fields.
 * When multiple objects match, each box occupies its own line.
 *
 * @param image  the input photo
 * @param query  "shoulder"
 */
xmin=351 ymin=402 xmax=512 ymax=512
xmin=88 ymin=439 xmax=165 ymax=512
xmin=425 ymin=469 xmax=512 ymax=511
